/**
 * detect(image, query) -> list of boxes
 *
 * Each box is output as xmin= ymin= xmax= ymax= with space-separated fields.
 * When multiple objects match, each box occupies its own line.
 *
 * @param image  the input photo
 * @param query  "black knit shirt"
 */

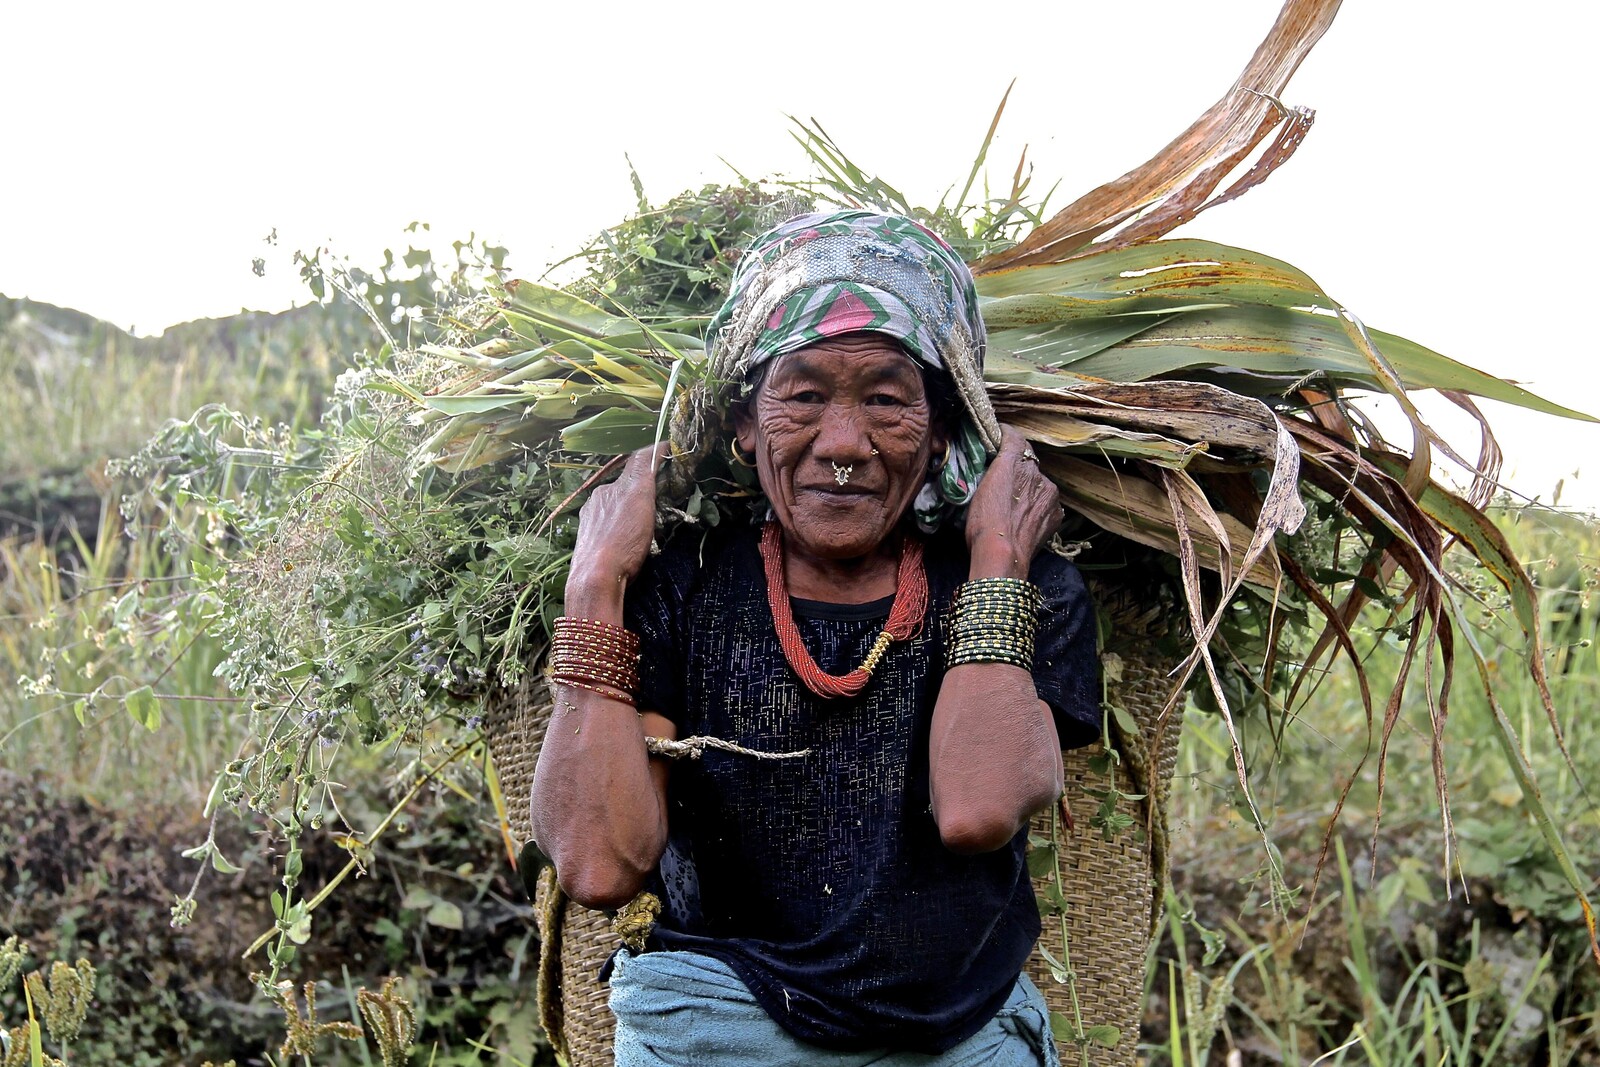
xmin=623 ymin=523 xmax=1099 ymax=1053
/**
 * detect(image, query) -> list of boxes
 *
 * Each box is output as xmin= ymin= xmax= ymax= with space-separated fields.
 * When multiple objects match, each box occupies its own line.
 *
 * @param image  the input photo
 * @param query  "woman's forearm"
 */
xmin=531 ymin=688 xmax=669 ymax=908
xmin=928 ymin=663 xmax=1063 ymax=853
xmin=530 ymin=578 xmax=672 ymax=909
xmin=928 ymin=532 xmax=1065 ymax=854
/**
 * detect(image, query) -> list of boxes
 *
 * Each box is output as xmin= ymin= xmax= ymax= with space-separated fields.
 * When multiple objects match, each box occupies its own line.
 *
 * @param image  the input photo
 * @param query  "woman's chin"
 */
xmin=776 ymin=498 xmax=904 ymax=562
xmin=789 ymin=535 xmax=881 ymax=562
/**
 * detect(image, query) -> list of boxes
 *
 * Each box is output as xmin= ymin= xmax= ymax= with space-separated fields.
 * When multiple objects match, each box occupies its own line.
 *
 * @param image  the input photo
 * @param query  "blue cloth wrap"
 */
xmin=610 ymin=949 xmax=1060 ymax=1067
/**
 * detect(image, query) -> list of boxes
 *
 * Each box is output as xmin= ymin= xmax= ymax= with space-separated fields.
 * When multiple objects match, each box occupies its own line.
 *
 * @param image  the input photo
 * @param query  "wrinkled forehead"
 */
xmin=751 ymin=333 xmax=924 ymax=391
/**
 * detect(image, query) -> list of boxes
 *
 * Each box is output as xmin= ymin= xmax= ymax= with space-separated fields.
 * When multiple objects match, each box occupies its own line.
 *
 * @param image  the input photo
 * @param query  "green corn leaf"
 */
xmin=976 ymin=240 xmax=1592 ymax=421
xmin=501 ymin=280 xmax=627 ymax=338
xmin=589 ymin=331 xmax=706 ymax=363
xmin=1073 ymin=308 xmax=1590 ymax=420
xmin=418 ymin=394 xmax=534 ymax=417
xmin=975 ymin=239 xmax=1330 ymax=305
xmin=560 ymin=408 xmax=659 ymax=455
xmin=980 ymin=349 xmax=1095 ymax=388
xmin=986 ymin=314 xmax=1178 ymax=370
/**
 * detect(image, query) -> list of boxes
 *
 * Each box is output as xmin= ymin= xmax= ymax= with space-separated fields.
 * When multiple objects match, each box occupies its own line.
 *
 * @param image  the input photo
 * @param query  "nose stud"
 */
xmin=832 ymin=463 xmax=854 ymax=486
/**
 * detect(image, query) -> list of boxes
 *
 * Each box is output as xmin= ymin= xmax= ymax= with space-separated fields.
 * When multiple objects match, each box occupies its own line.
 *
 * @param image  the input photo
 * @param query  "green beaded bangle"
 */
xmin=947 ymin=645 xmax=1034 ymax=670
xmin=955 ymin=577 xmax=1043 ymax=603
xmin=946 ymin=577 xmax=1040 ymax=671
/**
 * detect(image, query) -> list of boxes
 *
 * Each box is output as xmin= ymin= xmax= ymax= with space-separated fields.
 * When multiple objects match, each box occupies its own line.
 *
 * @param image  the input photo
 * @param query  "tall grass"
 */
xmin=0 ymin=304 xmax=340 ymax=488
xmin=1156 ymin=502 xmax=1600 ymax=1064
xmin=0 ymin=506 xmax=240 ymax=803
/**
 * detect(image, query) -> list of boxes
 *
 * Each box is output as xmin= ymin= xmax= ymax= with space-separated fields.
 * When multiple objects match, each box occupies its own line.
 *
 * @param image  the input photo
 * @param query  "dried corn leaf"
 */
xmin=973 ymin=0 xmax=1341 ymax=270
xmin=993 ymin=380 xmax=1287 ymax=461
xmin=1041 ymin=453 xmax=1281 ymax=590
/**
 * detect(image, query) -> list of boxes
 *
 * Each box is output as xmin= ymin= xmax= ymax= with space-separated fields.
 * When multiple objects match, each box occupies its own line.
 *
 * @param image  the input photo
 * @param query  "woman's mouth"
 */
xmin=802 ymin=484 xmax=876 ymax=499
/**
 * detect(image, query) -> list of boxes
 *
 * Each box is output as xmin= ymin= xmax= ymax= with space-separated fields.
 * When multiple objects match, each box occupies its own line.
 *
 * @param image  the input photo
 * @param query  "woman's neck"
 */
xmin=780 ymin=531 xmax=903 ymax=604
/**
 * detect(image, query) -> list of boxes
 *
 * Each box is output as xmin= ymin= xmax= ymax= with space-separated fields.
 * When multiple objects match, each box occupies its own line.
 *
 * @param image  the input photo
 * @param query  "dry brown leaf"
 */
xmin=1042 ymin=453 xmax=1281 ymax=589
xmin=973 ymin=0 xmax=1341 ymax=272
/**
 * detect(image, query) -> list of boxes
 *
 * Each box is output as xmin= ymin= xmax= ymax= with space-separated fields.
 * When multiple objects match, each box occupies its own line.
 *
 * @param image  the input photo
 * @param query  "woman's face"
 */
xmin=733 ymin=333 xmax=944 ymax=562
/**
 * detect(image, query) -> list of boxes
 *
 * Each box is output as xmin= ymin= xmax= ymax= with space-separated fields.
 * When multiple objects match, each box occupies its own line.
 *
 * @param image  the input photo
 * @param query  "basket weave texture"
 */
xmin=483 ymin=577 xmax=1181 ymax=1067
xmin=1024 ymin=579 xmax=1183 ymax=1066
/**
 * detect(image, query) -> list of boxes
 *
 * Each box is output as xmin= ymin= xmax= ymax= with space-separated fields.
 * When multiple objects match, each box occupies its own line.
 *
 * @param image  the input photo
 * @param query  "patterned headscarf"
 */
xmin=706 ymin=211 xmax=1000 ymax=530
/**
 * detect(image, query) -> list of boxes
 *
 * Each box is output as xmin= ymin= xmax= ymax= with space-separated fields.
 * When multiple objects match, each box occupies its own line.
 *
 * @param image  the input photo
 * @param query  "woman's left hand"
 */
xmin=963 ymin=426 xmax=1062 ymax=579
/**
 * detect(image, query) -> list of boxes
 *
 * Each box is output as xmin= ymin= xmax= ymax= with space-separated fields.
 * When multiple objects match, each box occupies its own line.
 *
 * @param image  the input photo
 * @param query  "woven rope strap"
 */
xmin=533 ymin=867 xmax=568 ymax=1064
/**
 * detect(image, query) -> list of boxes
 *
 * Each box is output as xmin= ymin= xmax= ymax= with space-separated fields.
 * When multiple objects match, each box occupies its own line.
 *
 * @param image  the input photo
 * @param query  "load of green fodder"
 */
xmin=103 ymin=0 xmax=1597 ymax=1010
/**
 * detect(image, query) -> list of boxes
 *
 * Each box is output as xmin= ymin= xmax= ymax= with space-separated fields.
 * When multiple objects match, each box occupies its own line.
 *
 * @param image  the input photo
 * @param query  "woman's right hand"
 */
xmin=565 ymin=442 xmax=670 ymax=617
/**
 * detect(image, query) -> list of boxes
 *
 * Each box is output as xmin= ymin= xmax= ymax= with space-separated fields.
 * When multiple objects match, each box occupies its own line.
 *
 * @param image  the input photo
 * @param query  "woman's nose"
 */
xmin=811 ymin=401 xmax=873 ymax=464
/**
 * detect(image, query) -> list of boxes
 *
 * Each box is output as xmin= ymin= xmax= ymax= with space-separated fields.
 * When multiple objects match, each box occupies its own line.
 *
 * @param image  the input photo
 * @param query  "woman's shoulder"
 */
xmin=634 ymin=522 xmax=761 ymax=601
xmin=1028 ymin=545 xmax=1091 ymax=606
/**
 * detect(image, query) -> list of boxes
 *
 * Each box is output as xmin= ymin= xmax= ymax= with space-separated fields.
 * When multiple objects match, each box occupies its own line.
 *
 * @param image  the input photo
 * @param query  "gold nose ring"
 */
xmin=832 ymin=463 xmax=854 ymax=486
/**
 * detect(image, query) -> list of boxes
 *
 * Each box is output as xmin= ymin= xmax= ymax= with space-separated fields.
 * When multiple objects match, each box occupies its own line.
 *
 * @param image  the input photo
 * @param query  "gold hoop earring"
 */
xmin=730 ymin=440 xmax=758 ymax=468
xmin=929 ymin=445 xmax=949 ymax=473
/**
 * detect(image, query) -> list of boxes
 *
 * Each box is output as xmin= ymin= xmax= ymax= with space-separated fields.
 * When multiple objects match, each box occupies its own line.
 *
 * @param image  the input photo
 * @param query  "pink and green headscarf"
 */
xmin=706 ymin=211 xmax=1001 ymax=530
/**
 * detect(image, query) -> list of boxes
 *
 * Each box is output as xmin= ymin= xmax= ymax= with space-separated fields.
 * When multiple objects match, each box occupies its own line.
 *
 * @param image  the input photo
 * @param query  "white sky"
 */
xmin=3 ymin=2 xmax=1596 ymax=510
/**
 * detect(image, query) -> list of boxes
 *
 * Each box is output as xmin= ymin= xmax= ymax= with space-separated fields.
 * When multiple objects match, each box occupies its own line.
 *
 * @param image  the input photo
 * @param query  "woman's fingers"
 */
xmin=977 ymin=426 xmax=1061 ymax=554
xmin=628 ymin=440 xmax=673 ymax=476
xmin=571 ymin=443 xmax=672 ymax=586
xmin=612 ymin=441 xmax=671 ymax=496
xmin=995 ymin=425 xmax=1028 ymax=459
xmin=996 ymin=428 xmax=1053 ymax=499
xmin=596 ymin=443 xmax=672 ymax=513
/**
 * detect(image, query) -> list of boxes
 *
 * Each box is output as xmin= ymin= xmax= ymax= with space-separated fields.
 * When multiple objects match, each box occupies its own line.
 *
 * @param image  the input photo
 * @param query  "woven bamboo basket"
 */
xmin=483 ymin=574 xmax=1183 ymax=1067
xmin=1022 ymin=582 xmax=1183 ymax=1065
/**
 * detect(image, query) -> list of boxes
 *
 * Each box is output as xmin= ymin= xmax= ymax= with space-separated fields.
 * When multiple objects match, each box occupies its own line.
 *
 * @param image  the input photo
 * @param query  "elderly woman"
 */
xmin=531 ymin=212 xmax=1100 ymax=1067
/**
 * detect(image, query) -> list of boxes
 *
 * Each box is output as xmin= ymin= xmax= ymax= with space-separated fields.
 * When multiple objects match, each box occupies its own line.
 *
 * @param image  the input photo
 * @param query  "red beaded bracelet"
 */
xmin=549 ymin=616 xmax=641 ymax=705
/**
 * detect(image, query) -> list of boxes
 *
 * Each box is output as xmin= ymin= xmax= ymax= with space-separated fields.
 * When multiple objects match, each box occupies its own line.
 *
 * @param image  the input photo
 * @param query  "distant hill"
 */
xmin=0 ymin=292 xmax=376 ymax=363
xmin=1 ymin=292 xmax=370 ymax=543
xmin=0 ymin=293 xmax=134 ymax=346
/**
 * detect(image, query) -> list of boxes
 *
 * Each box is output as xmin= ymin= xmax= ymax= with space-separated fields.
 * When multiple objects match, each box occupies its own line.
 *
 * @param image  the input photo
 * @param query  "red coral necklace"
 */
xmin=758 ymin=521 xmax=928 ymax=700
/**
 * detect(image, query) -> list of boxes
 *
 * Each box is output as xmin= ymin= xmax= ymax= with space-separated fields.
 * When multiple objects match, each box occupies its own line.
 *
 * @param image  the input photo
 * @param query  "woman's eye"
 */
xmin=790 ymin=390 xmax=825 ymax=404
xmin=866 ymin=393 xmax=906 ymax=407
